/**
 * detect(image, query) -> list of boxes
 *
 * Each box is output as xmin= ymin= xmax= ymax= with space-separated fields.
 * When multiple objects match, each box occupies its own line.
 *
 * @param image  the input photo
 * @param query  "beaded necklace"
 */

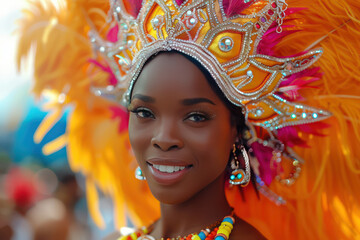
xmin=118 ymin=215 xmax=235 ymax=240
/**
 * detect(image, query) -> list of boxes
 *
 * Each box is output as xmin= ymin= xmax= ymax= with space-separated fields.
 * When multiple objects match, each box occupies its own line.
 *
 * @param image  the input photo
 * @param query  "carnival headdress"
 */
xmin=90 ymin=0 xmax=330 ymax=193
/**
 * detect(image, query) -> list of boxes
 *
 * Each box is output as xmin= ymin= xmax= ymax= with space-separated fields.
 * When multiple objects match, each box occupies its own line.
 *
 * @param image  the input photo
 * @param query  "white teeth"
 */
xmin=152 ymin=164 xmax=186 ymax=173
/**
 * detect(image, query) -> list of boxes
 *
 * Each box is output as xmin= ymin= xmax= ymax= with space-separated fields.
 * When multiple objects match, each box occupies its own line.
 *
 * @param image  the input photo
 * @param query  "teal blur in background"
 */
xmin=0 ymin=1 xmax=116 ymax=239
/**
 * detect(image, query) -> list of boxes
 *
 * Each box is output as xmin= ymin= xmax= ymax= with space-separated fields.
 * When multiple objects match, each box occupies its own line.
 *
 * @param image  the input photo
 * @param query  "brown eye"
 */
xmin=131 ymin=107 xmax=155 ymax=119
xmin=186 ymin=112 xmax=209 ymax=122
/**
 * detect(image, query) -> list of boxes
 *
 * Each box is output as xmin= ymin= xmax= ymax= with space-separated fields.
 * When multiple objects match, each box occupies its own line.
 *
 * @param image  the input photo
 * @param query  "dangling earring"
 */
xmin=229 ymin=144 xmax=251 ymax=187
xmin=135 ymin=166 xmax=146 ymax=180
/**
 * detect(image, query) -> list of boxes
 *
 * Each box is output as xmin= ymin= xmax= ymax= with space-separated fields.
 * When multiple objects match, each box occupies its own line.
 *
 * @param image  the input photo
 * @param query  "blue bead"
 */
xmin=237 ymin=173 xmax=242 ymax=179
xmin=313 ymin=113 xmax=318 ymax=119
xmin=230 ymin=175 xmax=235 ymax=180
xmin=223 ymin=217 xmax=234 ymax=224
xmin=215 ymin=236 xmax=226 ymax=240
xmin=198 ymin=232 xmax=206 ymax=240
xmin=291 ymin=114 xmax=296 ymax=119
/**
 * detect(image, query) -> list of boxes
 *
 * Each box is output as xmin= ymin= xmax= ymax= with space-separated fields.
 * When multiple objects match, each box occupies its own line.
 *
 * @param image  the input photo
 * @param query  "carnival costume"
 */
xmin=17 ymin=0 xmax=360 ymax=239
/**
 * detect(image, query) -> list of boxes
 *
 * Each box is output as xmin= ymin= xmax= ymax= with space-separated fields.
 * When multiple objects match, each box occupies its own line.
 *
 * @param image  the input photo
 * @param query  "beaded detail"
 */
xmin=117 ymin=215 xmax=235 ymax=240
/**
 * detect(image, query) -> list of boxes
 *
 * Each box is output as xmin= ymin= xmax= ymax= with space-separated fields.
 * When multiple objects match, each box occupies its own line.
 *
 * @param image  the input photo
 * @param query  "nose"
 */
xmin=151 ymin=118 xmax=183 ymax=151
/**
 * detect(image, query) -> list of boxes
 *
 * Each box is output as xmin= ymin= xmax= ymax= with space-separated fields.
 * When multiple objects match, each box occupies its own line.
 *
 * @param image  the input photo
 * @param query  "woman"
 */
xmin=17 ymin=0 xmax=360 ymax=239
xmin=124 ymin=51 xmax=265 ymax=239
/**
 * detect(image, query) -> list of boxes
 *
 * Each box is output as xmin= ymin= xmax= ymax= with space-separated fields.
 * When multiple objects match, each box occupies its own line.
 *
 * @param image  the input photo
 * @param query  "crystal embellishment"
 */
xmin=219 ymin=36 xmax=234 ymax=52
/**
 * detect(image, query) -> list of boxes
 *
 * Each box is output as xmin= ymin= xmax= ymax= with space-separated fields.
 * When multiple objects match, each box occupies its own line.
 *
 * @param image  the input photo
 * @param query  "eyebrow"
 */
xmin=131 ymin=94 xmax=155 ymax=103
xmin=131 ymin=95 xmax=215 ymax=106
xmin=181 ymin=98 xmax=216 ymax=106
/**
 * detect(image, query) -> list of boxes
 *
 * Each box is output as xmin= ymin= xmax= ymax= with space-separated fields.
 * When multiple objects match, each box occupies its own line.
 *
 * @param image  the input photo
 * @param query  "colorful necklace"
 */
xmin=118 ymin=215 xmax=235 ymax=240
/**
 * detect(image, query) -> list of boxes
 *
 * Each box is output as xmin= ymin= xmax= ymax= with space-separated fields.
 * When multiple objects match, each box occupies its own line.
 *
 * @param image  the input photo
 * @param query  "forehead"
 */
xmin=132 ymin=52 xmax=218 ymax=100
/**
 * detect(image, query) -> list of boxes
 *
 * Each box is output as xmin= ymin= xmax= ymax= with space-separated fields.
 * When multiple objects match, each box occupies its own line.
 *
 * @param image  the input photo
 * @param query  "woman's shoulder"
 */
xmin=231 ymin=216 xmax=267 ymax=240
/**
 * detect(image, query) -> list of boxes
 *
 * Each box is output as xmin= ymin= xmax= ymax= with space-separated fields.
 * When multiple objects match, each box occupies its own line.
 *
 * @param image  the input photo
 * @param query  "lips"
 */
xmin=146 ymin=158 xmax=193 ymax=185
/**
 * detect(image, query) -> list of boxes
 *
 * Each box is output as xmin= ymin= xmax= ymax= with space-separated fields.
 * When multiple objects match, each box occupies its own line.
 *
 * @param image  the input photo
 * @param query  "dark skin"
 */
xmin=123 ymin=53 xmax=265 ymax=239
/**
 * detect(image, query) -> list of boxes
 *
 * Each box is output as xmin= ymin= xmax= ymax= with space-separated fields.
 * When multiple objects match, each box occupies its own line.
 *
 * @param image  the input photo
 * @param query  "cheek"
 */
xmin=184 ymin=120 xmax=233 ymax=169
xmin=128 ymin=115 xmax=151 ymax=160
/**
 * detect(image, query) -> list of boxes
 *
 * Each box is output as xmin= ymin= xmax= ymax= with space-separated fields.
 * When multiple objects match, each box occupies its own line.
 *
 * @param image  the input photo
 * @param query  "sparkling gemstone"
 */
xmin=127 ymin=40 xmax=134 ymax=46
xmin=286 ymin=63 xmax=292 ymax=70
xmin=106 ymin=85 xmax=114 ymax=91
xmin=218 ymin=37 xmax=234 ymax=52
xmin=237 ymin=173 xmax=242 ymax=179
xmin=152 ymin=18 xmax=159 ymax=26
xmin=255 ymin=109 xmax=263 ymax=116
xmin=255 ymin=23 xmax=261 ymax=29
xmin=291 ymin=114 xmax=296 ymax=119
xmin=261 ymin=17 xmax=266 ymax=23
xmin=312 ymin=113 xmax=318 ymax=119
xmin=302 ymin=113 xmax=307 ymax=118
xmin=116 ymin=6 xmax=121 ymax=12
xmin=121 ymin=23 xmax=128 ymax=30
xmin=268 ymin=9 xmax=274 ymax=15
xmin=271 ymin=2 xmax=277 ymax=8
xmin=230 ymin=175 xmax=235 ymax=180
xmin=99 ymin=46 xmax=105 ymax=52
xmin=186 ymin=10 xmax=192 ymax=16
xmin=189 ymin=18 xmax=196 ymax=24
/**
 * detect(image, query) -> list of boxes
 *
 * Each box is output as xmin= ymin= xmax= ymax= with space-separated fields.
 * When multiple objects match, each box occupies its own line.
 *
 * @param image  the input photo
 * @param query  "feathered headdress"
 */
xmin=17 ymin=0 xmax=360 ymax=239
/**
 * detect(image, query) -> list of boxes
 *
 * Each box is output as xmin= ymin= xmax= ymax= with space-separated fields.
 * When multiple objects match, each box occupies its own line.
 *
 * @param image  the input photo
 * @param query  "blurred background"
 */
xmin=0 ymin=1 xmax=116 ymax=239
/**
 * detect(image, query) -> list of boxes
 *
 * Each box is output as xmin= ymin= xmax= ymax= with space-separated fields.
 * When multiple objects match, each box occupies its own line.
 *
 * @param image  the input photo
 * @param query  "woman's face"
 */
xmin=128 ymin=53 xmax=237 ymax=204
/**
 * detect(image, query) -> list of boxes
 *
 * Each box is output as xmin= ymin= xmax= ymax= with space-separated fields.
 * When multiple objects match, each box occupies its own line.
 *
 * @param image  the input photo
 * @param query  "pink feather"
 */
xmin=88 ymin=59 xmax=117 ymax=85
xmin=175 ymin=0 xmax=185 ymax=6
xmin=251 ymin=142 xmax=276 ymax=185
xmin=126 ymin=0 xmax=143 ymax=17
xmin=222 ymin=0 xmax=251 ymax=17
xmin=277 ymin=126 xmax=308 ymax=147
xmin=107 ymin=25 xmax=119 ymax=43
xmin=109 ymin=106 xmax=129 ymax=133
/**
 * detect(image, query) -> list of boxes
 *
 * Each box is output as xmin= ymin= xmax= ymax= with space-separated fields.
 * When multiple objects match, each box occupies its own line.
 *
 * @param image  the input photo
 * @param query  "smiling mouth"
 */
xmin=147 ymin=162 xmax=193 ymax=173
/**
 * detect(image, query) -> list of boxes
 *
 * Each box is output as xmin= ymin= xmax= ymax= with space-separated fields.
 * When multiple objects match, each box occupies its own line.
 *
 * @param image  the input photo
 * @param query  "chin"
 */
xmin=147 ymin=183 xmax=195 ymax=205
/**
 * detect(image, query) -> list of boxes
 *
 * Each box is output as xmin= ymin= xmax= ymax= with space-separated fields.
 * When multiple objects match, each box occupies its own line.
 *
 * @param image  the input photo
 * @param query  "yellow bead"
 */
xmin=217 ymin=229 xmax=230 ymax=237
xmin=130 ymin=232 xmax=138 ymax=240
xmin=221 ymin=221 xmax=233 ymax=229
xmin=219 ymin=225 xmax=232 ymax=232
xmin=191 ymin=235 xmax=201 ymax=240
xmin=142 ymin=227 xmax=148 ymax=234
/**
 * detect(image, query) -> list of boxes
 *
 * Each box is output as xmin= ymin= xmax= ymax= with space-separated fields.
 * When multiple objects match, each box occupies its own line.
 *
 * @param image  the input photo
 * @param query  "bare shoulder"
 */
xmin=230 ymin=216 xmax=267 ymax=240
xmin=102 ymin=231 xmax=121 ymax=240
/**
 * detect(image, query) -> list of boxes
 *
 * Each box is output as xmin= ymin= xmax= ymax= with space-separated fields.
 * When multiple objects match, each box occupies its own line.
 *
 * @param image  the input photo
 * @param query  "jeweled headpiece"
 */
xmin=90 ymin=0 xmax=331 ymax=202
